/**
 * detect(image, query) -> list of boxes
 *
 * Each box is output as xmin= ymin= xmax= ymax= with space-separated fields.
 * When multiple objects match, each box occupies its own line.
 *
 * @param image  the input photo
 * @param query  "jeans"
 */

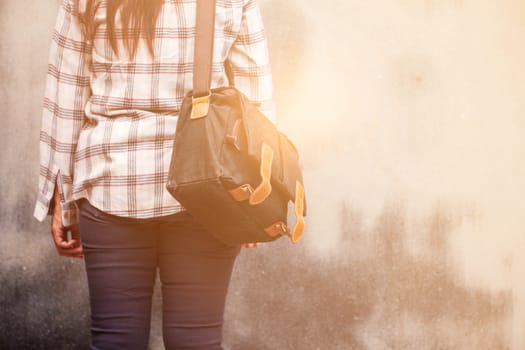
xmin=78 ymin=199 xmax=239 ymax=350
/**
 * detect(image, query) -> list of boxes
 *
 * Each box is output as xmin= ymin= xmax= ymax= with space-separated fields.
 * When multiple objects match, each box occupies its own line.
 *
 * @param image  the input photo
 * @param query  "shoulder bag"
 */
xmin=166 ymin=0 xmax=306 ymax=245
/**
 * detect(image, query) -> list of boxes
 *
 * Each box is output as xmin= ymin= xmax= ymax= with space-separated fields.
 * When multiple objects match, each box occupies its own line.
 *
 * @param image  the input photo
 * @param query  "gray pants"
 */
xmin=78 ymin=199 xmax=239 ymax=350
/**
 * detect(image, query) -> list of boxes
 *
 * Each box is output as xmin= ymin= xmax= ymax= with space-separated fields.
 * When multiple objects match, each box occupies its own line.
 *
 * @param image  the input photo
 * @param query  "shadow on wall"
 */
xmin=0 ymin=200 xmax=511 ymax=349
xmin=224 ymin=201 xmax=511 ymax=350
xmin=0 ymin=248 xmax=90 ymax=350
xmin=0 ymin=181 xmax=90 ymax=349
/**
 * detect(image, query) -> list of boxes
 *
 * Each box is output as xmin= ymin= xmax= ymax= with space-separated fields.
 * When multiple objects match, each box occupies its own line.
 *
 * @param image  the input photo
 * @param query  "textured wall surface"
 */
xmin=1 ymin=0 xmax=524 ymax=349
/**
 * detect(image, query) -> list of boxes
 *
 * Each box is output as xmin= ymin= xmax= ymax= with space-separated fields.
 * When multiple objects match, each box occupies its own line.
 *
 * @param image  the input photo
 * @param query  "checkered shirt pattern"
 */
xmin=34 ymin=0 xmax=275 ymax=223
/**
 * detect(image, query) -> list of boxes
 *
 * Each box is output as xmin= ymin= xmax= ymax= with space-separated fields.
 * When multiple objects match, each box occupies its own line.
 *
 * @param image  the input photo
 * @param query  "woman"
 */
xmin=34 ymin=0 xmax=275 ymax=348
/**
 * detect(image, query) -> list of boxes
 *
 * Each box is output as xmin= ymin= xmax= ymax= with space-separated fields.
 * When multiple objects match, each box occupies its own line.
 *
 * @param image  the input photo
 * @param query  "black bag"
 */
xmin=166 ymin=0 xmax=305 ymax=246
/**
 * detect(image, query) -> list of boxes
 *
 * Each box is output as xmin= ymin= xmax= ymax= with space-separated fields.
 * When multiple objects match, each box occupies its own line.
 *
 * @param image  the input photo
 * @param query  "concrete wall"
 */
xmin=1 ymin=0 xmax=524 ymax=349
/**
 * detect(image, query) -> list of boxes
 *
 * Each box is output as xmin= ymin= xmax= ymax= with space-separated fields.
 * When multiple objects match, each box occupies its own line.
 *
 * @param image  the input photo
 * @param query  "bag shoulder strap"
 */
xmin=193 ymin=0 xmax=216 ymax=97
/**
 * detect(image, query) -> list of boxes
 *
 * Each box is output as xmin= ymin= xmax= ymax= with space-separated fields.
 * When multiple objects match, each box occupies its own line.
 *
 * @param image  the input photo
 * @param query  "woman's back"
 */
xmin=35 ymin=0 xmax=274 ymax=220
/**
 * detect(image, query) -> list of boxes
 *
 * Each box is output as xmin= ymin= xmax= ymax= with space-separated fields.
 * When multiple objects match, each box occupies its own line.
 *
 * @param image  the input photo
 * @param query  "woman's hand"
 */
xmin=243 ymin=243 xmax=261 ymax=249
xmin=237 ymin=242 xmax=262 ymax=256
xmin=50 ymin=188 xmax=83 ymax=258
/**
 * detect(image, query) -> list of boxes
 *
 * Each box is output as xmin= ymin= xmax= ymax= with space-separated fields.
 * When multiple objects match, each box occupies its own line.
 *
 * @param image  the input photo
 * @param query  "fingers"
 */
xmin=236 ymin=242 xmax=262 ymax=256
xmin=56 ymin=244 xmax=84 ymax=258
xmin=50 ymin=188 xmax=83 ymax=258
xmin=51 ymin=222 xmax=84 ymax=258
xmin=243 ymin=242 xmax=262 ymax=249
xmin=53 ymin=238 xmax=84 ymax=258
xmin=68 ymin=224 xmax=82 ymax=250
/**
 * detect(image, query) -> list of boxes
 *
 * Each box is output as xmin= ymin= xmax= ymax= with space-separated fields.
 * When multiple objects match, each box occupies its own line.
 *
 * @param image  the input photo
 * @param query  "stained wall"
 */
xmin=1 ymin=0 xmax=524 ymax=349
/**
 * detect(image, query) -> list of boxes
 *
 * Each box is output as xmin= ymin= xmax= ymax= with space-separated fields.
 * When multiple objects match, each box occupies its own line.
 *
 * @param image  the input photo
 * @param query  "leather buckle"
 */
xmin=228 ymin=184 xmax=254 ymax=202
xmin=264 ymin=221 xmax=290 ymax=237
xmin=190 ymin=91 xmax=211 ymax=119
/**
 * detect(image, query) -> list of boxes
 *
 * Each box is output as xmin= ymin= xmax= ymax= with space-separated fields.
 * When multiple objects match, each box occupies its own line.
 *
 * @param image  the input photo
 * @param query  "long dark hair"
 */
xmin=86 ymin=0 xmax=163 ymax=58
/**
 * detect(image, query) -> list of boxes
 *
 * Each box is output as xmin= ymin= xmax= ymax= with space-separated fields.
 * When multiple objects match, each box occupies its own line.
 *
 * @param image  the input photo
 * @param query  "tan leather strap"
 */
xmin=193 ymin=0 xmax=216 ymax=98
xmin=291 ymin=181 xmax=305 ymax=243
xmin=249 ymin=143 xmax=273 ymax=205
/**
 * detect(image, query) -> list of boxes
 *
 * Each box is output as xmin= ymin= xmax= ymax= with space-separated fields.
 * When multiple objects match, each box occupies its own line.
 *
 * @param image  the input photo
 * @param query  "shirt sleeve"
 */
xmin=228 ymin=0 xmax=276 ymax=123
xmin=34 ymin=0 xmax=91 ymax=222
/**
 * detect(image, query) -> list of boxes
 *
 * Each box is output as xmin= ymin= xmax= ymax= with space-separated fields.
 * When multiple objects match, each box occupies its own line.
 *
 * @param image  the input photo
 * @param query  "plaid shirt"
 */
xmin=34 ymin=0 xmax=275 ymax=223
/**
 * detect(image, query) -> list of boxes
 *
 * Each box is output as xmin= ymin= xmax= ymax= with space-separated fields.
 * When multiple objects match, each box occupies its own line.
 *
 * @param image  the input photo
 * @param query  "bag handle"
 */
xmin=193 ymin=0 xmax=216 ymax=98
